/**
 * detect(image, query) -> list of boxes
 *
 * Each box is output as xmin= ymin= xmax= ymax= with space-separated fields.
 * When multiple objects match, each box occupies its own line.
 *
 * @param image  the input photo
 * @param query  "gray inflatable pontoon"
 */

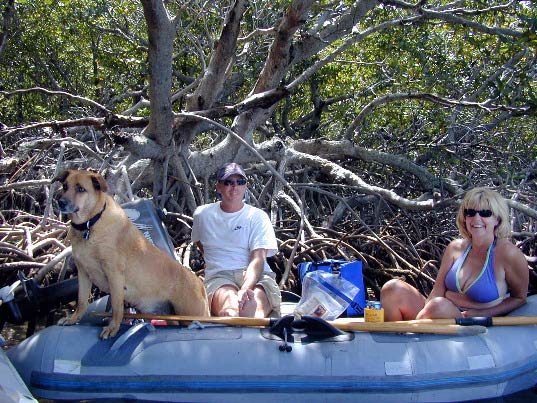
xmin=0 ymin=346 xmax=37 ymax=403
xmin=7 ymin=295 xmax=537 ymax=402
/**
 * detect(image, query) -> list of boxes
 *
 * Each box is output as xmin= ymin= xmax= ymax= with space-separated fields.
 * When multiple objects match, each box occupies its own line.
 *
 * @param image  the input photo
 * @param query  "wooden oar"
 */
xmin=333 ymin=316 xmax=537 ymax=327
xmin=93 ymin=312 xmax=485 ymax=336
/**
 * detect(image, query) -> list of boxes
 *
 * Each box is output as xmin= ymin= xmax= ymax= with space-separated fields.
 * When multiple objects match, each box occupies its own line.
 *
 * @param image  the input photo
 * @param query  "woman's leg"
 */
xmin=380 ymin=279 xmax=426 ymax=321
xmin=417 ymin=297 xmax=462 ymax=319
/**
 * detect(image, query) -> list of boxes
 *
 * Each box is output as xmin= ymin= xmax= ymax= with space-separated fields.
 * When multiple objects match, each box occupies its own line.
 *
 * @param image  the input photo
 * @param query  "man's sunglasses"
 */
xmin=220 ymin=178 xmax=247 ymax=186
xmin=464 ymin=208 xmax=493 ymax=218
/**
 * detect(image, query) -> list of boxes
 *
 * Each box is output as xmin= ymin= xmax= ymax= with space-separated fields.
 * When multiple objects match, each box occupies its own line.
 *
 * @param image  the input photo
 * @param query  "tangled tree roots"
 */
xmin=2 ymin=206 xmax=535 ymax=306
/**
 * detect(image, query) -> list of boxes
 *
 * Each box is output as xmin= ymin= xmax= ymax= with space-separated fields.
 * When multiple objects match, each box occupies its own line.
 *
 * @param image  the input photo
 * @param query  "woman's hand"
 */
xmin=445 ymin=290 xmax=472 ymax=309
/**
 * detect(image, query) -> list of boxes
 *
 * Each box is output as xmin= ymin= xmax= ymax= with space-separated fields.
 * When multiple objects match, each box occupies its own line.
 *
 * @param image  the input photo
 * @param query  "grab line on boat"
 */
xmin=29 ymin=357 xmax=537 ymax=394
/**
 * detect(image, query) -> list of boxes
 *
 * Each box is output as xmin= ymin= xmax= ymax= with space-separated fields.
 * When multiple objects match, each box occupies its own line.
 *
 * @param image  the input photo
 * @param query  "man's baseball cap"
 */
xmin=217 ymin=162 xmax=247 ymax=181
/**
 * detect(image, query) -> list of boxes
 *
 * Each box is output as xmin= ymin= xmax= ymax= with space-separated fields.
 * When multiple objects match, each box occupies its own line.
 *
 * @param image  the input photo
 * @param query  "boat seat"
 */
xmin=280 ymin=290 xmax=300 ymax=316
xmin=281 ymin=290 xmax=300 ymax=303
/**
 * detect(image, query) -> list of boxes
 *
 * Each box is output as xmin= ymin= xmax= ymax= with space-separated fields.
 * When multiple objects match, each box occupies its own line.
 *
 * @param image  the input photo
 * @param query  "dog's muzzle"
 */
xmin=58 ymin=197 xmax=79 ymax=214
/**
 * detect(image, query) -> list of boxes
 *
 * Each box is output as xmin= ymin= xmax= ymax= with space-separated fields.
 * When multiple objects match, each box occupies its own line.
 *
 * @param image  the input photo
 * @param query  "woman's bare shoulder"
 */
xmin=441 ymin=238 xmax=468 ymax=261
xmin=495 ymin=238 xmax=524 ymax=257
xmin=446 ymin=238 xmax=468 ymax=252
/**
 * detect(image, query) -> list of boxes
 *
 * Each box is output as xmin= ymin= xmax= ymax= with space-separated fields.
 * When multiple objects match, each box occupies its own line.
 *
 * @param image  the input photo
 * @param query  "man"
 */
xmin=191 ymin=162 xmax=281 ymax=318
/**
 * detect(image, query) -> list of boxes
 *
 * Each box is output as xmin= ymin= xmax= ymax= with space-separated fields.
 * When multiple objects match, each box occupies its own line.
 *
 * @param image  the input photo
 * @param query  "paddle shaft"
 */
xmin=333 ymin=316 xmax=537 ymax=327
xmin=95 ymin=312 xmax=272 ymax=327
xmin=93 ymin=311 xmax=484 ymax=335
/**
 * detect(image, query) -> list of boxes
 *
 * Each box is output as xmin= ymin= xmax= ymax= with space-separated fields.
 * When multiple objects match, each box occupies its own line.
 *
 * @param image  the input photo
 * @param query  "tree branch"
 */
xmin=286 ymin=147 xmax=448 ymax=211
xmin=344 ymin=92 xmax=532 ymax=139
xmin=0 ymin=115 xmax=147 ymax=137
xmin=187 ymin=0 xmax=247 ymax=112
xmin=0 ymin=87 xmax=110 ymax=114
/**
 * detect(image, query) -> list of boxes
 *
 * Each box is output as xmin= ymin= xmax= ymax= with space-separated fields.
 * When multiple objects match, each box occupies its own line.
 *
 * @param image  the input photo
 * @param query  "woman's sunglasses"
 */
xmin=220 ymin=178 xmax=247 ymax=186
xmin=464 ymin=208 xmax=493 ymax=218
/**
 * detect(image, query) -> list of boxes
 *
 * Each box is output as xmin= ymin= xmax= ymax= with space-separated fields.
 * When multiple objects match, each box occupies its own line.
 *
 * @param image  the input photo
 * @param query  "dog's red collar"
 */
xmin=71 ymin=203 xmax=107 ymax=240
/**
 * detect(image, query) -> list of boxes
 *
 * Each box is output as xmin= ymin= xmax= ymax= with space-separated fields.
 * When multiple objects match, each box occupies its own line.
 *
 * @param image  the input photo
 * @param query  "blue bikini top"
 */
xmin=444 ymin=240 xmax=500 ymax=303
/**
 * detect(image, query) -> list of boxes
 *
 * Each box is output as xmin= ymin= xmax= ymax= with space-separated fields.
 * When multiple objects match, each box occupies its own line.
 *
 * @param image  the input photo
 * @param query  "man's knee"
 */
xmin=211 ymin=285 xmax=239 ymax=314
xmin=255 ymin=284 xmax=282 ymax=318
xmin=252 ymin=286 xmax=271 ymax=316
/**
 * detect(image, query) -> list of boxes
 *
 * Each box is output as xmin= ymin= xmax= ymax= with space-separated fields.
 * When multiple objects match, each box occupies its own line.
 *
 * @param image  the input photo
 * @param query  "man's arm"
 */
xmin=241 ymin=248 xmax=267 ymax=291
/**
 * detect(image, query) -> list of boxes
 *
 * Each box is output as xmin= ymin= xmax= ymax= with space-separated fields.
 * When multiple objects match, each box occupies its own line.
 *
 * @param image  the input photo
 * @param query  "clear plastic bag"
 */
xmin=294 ymin=270 xmax=360 ymax=321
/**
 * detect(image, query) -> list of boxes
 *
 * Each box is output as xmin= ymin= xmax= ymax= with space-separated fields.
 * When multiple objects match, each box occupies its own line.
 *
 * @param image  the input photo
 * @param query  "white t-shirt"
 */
xmin=191 ymin=202 xmax=278 ymax=277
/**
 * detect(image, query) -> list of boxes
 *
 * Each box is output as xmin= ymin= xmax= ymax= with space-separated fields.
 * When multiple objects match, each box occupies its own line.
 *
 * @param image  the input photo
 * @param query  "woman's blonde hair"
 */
xmin=456 ymin=187 xmax=511 ymax=240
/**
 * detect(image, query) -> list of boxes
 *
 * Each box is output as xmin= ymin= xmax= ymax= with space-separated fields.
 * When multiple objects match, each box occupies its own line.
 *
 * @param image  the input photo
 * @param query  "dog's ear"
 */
xmin=52 ymin=170 xmax=70 ymax=184
xmin=90 ymin=173 xmax=109 ymax=193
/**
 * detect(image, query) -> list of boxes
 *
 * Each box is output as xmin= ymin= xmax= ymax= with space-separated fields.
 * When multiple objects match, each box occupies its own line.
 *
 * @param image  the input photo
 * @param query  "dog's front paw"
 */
xmin=57 ymin=315 xmax=79 ymax=326
xmin=100 ymin=322 xmax=121 ymax=339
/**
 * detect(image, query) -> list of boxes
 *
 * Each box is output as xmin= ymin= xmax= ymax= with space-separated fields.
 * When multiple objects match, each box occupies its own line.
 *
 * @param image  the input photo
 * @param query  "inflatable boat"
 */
xmin=0 ymin=343 xmax=37 ymax=403
xmin=7 ymin=294 xmax=537 ymax=402
xmin=4 ymin=199 xmax=536 ymax=402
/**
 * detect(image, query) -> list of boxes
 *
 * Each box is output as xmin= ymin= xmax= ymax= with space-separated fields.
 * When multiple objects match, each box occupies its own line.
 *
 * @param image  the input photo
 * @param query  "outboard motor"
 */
xmin=0 ymin=280 xmax=23 ymax=326
xmin=0 ymin=273 xmax=79 ymax=334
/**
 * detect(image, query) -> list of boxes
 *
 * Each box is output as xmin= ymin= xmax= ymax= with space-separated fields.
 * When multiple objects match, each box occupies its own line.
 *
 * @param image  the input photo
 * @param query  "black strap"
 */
xmin=454 ymin=317 xmax=493 ymax=327
xmin=71 ymin=203 xmax=107 ymax=239
xmin=310 ymin=260 xmax=345 ymax=274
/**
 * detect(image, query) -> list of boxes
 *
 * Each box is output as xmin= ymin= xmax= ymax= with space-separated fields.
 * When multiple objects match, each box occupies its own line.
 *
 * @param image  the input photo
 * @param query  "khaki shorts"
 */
xmin=205 ymin=269 xmax=282 ymax=318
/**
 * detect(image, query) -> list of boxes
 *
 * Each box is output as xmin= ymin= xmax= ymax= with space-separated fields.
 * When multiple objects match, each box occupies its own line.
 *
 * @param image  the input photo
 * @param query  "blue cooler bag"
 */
xmin=298 ymin=259 xmax=366 ymax=316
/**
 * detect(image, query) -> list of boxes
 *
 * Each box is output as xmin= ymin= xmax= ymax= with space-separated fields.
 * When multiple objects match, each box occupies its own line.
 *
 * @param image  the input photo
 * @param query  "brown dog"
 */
xmin=54 ymin=169 xmax=209 ymax=339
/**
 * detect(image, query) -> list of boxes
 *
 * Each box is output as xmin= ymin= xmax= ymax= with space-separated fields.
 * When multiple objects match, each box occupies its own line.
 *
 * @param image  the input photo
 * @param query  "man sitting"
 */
xmin=191 ymin=162 xmax=281 ymax=318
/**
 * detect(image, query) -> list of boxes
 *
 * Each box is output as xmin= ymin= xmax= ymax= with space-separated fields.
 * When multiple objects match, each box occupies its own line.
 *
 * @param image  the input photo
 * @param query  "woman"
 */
xmin=380 ymin=187 xmax=528 ymax=321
